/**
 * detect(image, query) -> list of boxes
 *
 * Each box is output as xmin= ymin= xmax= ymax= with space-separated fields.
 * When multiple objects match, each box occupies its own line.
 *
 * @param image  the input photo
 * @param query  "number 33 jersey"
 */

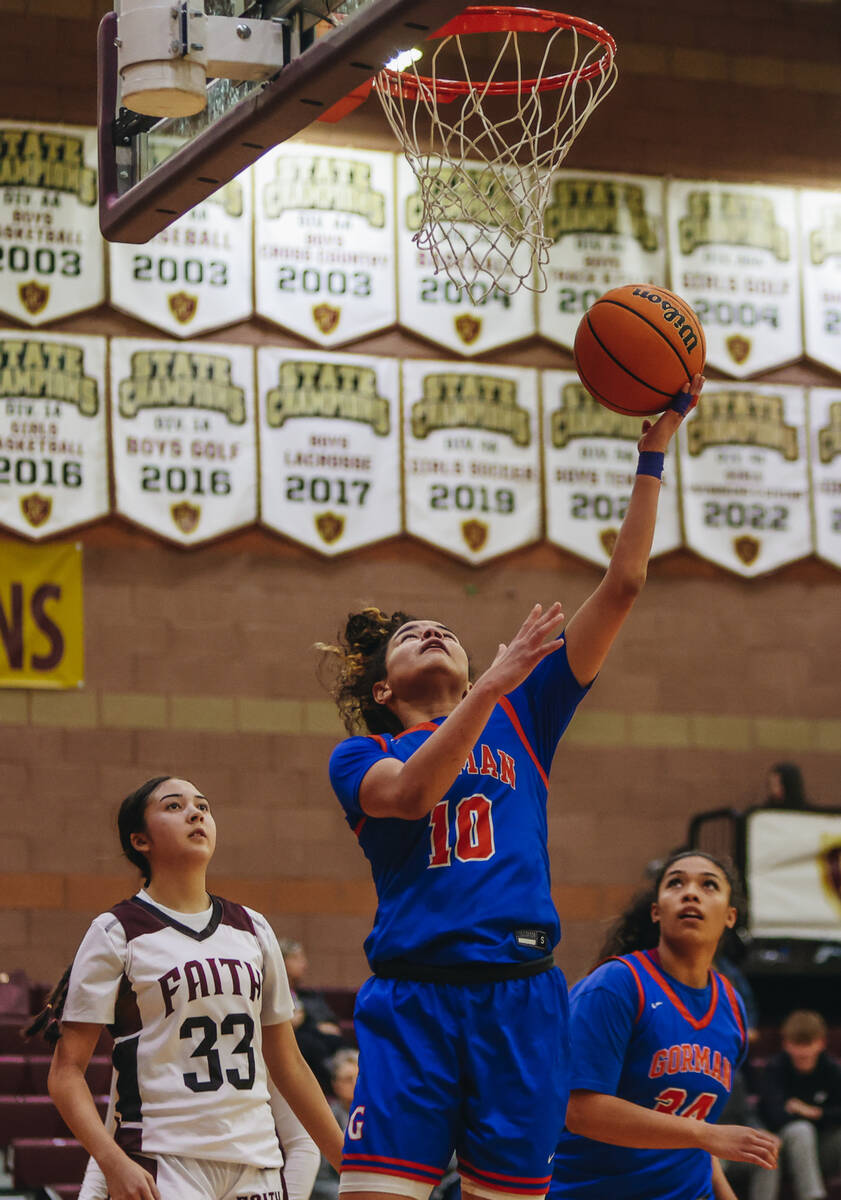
xmin=63 ymin=893 xmax=293 ymax=1165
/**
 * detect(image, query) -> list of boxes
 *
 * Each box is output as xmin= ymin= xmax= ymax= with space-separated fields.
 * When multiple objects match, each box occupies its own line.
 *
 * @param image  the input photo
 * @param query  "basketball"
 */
xmin=573 ymin=284 xmax=706 ymax=417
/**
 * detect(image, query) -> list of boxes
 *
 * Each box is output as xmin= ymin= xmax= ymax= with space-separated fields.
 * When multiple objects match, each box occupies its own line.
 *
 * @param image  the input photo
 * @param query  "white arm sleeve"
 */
xmin=62 ymin=915 xmax=127 ymax=1025
xmin=270 ymin=1081 xmax=321 ymax=1200
xmin=248 ymin=909 xmax=295 ymax=1026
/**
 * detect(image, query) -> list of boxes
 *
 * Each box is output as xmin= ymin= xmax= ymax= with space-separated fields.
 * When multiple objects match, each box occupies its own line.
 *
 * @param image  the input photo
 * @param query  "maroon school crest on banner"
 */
xmin=168 ymin=292 xmax=198 ymax=324
xmin=20 ymin=493 xmax=52 ymax=527
xmin=461 ymin=519 xmax=488 ymax=553
xmin=171 ymin=501 xmax=201 ymax=535
xmin=19 ymin=281 xmax=50 ymax=316
xmin=315 ymin=511 xmax=345 ymax=544
xmin=313 ymin=304 xmax=340 ymax=336
xmin=455 ymin=315 xmax=482 ymax=346
xmin=726 ymin=335 xmax=751 ymax=366
xmin=599 ymin=527 xmax=619 ymax=557
xmin=819 ymin=839 xmax=841 ymax=917
xmin=733 ymin=535 xmax=760 ymax=566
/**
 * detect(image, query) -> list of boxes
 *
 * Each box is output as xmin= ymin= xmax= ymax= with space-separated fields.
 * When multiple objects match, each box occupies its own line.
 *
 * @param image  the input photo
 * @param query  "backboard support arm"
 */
xmin=98 ymin=0 xmax=462 ymax=243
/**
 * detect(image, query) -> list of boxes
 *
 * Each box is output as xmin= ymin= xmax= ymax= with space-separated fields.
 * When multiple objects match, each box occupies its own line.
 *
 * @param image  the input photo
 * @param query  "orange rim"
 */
xmin=378 ymin=6 xmax=616 ymax=99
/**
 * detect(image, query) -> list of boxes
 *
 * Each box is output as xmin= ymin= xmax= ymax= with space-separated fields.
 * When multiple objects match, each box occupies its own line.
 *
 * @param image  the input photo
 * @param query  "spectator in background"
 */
xmin=765 ymin=763 xmax=811 ymax=810
xmin=311 ymin=1050 xmax=360 ymax=1200
xmin=281 ymin=938 xmax=348 ymax=1091
xmin=752 ymin=1010 xmax=841 ymax=1200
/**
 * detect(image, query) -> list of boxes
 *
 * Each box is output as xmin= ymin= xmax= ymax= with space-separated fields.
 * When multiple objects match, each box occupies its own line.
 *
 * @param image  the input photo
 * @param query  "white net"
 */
xmin=374 ymin=9 xmax=618 ymax=294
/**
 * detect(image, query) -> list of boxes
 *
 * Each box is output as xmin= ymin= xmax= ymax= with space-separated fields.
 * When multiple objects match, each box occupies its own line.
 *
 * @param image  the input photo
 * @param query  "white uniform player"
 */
xmin=78 ymin=1084 xmax=321 ymax=1200
xmin=64 ymin=888 xmax=297 ymax=1199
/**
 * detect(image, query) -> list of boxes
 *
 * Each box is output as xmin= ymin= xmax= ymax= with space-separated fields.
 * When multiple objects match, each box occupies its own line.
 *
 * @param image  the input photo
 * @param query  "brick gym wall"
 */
xmin=0 ymin=0 xmax=840 ymax=990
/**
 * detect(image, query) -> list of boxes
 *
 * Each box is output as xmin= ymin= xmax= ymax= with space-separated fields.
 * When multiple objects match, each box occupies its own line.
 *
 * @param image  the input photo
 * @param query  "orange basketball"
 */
xmin=573 ymin=284 xmax=706 ymax=416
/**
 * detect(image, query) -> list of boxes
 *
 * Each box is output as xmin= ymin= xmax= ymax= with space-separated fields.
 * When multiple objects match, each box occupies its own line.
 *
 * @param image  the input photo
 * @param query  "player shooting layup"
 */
xmin=319 ymin=382 xmax=703 ymax=1200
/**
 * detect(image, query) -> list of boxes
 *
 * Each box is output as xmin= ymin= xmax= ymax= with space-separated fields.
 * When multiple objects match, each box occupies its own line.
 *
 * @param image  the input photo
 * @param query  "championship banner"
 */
xmin=0 ymin=332 xmax=109 ymax=539
xmin=537 ymin=171 xmax=667 ymax=350
xmin=747 ymin=809 xmax=841 ymax=942
xmin=0 ymin=539 xmax=83 ymax=689
xmin=808 ymin=387 xmax=841 ymax=571
xmin=800 ymin=188 xmax=841 ymax=374
xmin=667 ymin=180 xmax=801 ymax=377
xmin=257 ymin=348 xmax=401 ymax=555
xmin=254 ymin=143 xmax=396 ymax=345
xmin=402 ymin=359 xmax=540 ymax=563
xmin=678 ymin=383 xmax=812 ymax=577
xmin=110 ymin=338 xmax=257 ymax=545
xmin=396 ymin=155 xmax=537 ymax=356
xmin=543 ymin=371 xmax=681 ymax=565
xmin=110 ymin=149 xmax=252 ymax=337
xmin=0 ymin=123 xmax=104 ymax=325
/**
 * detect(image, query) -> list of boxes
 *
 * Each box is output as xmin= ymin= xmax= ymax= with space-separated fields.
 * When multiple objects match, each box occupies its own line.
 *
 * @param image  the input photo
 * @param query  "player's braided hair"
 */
xmin=118 ymin=775 xmax=171 ymax=886
xmin=22 ymin=963 xmax=73 ymax=1046
xmin=594 ymin=848 xmax=744 ymax=967
xmin=316 ymin=607 xmax=416 ymax=735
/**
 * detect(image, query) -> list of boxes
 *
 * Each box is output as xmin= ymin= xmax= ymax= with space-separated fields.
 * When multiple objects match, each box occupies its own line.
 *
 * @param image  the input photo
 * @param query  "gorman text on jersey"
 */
xmin=462 ymin=744 xmax=517 ymax=786
xmin=648 ymin=1043 xmax=733 ymax=1090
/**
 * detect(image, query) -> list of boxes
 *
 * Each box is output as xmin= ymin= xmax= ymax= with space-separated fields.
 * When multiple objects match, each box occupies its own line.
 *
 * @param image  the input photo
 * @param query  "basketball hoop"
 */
xmin=374 ymin=7 xmax=618 ymax=294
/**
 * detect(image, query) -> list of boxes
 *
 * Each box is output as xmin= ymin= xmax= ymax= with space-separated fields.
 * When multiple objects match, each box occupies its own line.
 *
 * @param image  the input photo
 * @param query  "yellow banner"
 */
xmin=0 ymin=540 xmax=83 ymax=688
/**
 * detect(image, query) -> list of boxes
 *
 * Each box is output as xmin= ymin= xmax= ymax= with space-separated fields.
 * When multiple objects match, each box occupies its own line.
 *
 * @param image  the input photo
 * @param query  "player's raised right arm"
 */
xmin=49 ymin=1022 xmax=161 ymax=1200
xmin=563 ymin=375 xmax=703 ymax=687
xmin=358 ymin=602 xmax=565 ymax=820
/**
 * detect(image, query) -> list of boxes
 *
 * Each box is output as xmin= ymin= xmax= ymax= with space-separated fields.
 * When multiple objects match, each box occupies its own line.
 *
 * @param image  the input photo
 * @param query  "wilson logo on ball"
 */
xmin=630 ymin=288 xmax=701 ymax=354
xmin=573 ymin=283 xmax=706 ymax=418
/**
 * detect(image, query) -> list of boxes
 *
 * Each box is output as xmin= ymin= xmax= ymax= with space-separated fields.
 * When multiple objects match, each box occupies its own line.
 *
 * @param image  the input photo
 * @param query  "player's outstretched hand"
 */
xmin=637 ymin=372 xmax=705 ymax=454
xmin=104 ymin=1155 xmax=162 ymax=1200
xmin=703 ymin=1123 xmax=779 ymax=1169
xmin=479 ymin=602 xmax=565 ymax=696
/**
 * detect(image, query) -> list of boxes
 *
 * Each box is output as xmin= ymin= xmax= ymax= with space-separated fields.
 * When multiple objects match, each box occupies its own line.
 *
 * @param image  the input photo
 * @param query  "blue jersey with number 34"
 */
xmin=551 ymin=950 xmax=748 ymax=1200
xmin=329 ymin=638 xmax=589 ymax=968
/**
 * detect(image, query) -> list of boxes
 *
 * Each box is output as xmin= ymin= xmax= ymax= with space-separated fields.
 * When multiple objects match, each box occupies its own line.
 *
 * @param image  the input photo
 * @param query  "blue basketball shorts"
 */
xmin=339 ymin=967 xmax=569 ymax=1200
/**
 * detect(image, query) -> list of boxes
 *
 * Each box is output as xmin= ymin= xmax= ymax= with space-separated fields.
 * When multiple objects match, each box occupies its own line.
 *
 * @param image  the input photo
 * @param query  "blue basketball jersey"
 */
xmin=551 ymin=950 xmax=747 ymax=1200
xmin=329 ymin=638 xmax=590 ymax=967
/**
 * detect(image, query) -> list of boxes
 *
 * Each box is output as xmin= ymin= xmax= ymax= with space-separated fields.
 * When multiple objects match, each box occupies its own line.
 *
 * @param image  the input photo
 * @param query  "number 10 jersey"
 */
xmin=63 ymin=893 xmax=293 ymax=1166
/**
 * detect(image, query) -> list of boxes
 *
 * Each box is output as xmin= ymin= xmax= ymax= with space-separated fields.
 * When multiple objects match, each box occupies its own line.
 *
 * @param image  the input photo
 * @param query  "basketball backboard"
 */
xmin=98 ymin=0 xmax=462 ymax=242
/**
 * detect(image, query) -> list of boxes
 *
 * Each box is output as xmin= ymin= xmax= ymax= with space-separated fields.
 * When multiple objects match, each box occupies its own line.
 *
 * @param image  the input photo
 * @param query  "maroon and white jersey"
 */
xmin=63 ymin=893 xmax=294 ymax=1166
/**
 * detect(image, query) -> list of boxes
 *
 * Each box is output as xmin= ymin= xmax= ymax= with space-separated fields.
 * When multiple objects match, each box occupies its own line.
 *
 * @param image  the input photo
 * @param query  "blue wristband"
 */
xmin=669 ymin=390 xmax=696 ymax=416
xmin=637 ymin=451 xmax=665 ymax=479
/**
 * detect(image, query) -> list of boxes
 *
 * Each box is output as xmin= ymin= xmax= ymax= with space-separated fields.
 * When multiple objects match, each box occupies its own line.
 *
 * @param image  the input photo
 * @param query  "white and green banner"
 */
xmin=254 ymin=143 xmax=396 ymax=345
xmin=110 ymin=338 xmax=257 ymax=545
xmin=538 ymin=171 xmax=667 ymax=350
xmin=110 ymin=154 xmax=252 ymax=337
xmin=0 ymin=332 xmax=108 ymax=538
xmin=396 ymin=155 xmax=537 ymax=356
xmin=678 ymin=383 xmax=812 ymax=576
xmin=808 ymin=386 xmax=841 ymax=570
xmin=0 ymin=123 xmax=104 ymax=325
xmin=800 ymin=188 xmax=841 ymax=375
xmin=667 ymin=180 xmax=802 ymax=377
xmin=543 ymin=371 xmax=680 ymax=565
xmin=402 ymin=359 xmax=540 ymax=563
xmin=257 ymin=348 xmax=401 ymax=554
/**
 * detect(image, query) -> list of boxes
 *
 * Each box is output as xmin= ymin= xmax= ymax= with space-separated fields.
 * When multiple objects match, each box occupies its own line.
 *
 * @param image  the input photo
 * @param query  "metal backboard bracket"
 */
xmin=98 ymin=0 xmax=461 ymax=242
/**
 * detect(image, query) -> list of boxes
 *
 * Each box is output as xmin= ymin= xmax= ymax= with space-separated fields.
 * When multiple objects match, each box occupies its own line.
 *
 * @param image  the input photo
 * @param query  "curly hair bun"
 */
xmin=345 ymin=608 xmax=396 ymax=654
